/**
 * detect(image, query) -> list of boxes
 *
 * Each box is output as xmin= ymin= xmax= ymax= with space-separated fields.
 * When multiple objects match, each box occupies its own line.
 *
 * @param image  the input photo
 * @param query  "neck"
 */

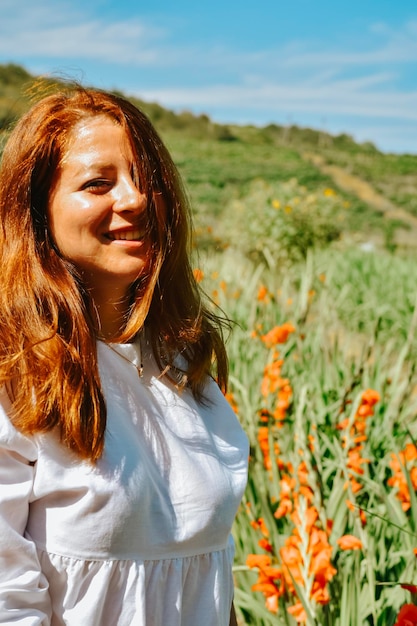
xmin=91 ymin=289 xmax=132 ymax=341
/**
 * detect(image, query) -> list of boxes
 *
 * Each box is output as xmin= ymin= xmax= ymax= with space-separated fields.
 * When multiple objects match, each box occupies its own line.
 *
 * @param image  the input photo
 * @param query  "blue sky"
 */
xmin=1 ymin=0 xmax=417 ymax=153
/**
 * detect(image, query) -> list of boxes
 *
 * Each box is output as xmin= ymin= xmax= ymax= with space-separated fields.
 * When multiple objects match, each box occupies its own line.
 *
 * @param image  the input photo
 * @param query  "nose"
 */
xmin=112 ymin=175 xmax=147 ymax=214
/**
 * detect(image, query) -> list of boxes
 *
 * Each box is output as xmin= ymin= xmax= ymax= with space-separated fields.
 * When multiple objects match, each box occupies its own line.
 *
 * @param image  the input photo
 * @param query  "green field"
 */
xmin=198 ymin=246 xmax=417 ymax=624
xmin=1 ymin=63 xmax=417 ymax=625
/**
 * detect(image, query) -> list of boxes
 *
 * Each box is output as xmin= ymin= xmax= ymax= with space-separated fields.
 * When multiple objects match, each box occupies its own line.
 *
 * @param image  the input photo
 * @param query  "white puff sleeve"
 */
xmin=0 ymin=389 xmax=51 ymax=624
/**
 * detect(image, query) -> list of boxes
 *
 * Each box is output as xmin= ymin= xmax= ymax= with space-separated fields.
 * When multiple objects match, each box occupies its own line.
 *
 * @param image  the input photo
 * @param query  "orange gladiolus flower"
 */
xmin=401 ymin=584 xmax=417 ymax=594
xmin=287 ymin=601 xmax=307 ymax=623
xmin=246 ymin=553 xmax=283 ymax=604
xmin=273 ymin=474 xmax=295 ymax=519
xmin=361 ymin=389 xmax=381 ymax=406
xmin=337 ymin=534 xmax=363 ymax=551
xmin=259 ymin=538 xmax=273 ymax=552
xmin=251 ymin=517 xmax=269 ymax=536
xmin=261 ymin=322 xmax=296 ymax=348
xmin=338 ymin=388 xmax=380 ymax=495
xmin=193 ymin=268 xmax=204 ymax=283
xmin=274 ymin=498 xmax=293 ymax=519
xmin=347 ymin=448 xmax=370 ymax=475
xmin=394 ymin=603 xmax=417 ymax=626
xmin=265 ymin=594 xmax=278 ymax=613
xmin=345 ymin=477 xmax=363 ymax=494
xmin=388 ymin=444 xmax=417 ymax=511
xmin=246 ymin=553 xmax=273 ymax=570
xmin=250 ymin=456 xmax=337 ymax=617
xmin=224 ymin=390 xmax=238 ymax=414
xmin=257 ymin=426 xmax=280 ymax=471
xmin=258 ymin=426 xmax=272 ymax=470
xmin=257 ymin=284 xmax=269 ymax=302
xmin=404 ymin=444 xmax=417 ymax=462
xmin=279 ymin=499 xmax=336 ymax=608
xmin=261 ymin=357 xmax=284 ymax=397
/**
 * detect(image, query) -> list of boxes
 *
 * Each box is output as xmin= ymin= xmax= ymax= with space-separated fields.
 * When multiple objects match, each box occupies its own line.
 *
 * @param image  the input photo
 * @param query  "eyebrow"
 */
xmin=70 ymin=163 xmax=119 ymax=178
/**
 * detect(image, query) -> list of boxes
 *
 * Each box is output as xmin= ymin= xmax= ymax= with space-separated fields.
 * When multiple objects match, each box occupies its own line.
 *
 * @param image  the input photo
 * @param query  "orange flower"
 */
xmin=287 ymin=601 xmax=307 ymax=623
xmin=246 ymin=554 xmax=284 ymax=601
xmin=251 ymin=517 xmax=269 ymax=537
xmin=259 ymin=408 xmax=271 ymax=423
xmin=273 ymin=383 xmax=293 ymax=424
xmin=265 ymin=595 xmax=278 ymax=613
xmin=224 ymin=390 xmax=238 ymax=414
xmin=261 ymin=322 xmax=295 ymax=348
xmin=260 ymin=337 xmax=293 ymax=428
xmin=257 ymin=284 xmax=269 ymax=302
xmin=338 ymin=389 xmax=379 ymax=495
xmin=402 ymin=443 xmax=417 ymax=462
xmin=257 ymin=426 xmax=272 ymax=470
xmin=345 ymin=477 xmax=363 ymax=494
xmin=261 ymin=356 xmax=284 ymax=397
xmin=401 ymin=584 xmax=417 ymax=594
xmin=347 ymin=448 xmax=369 ymax=475
xmin=257 ymin=426 xmax=280 ymax=471
xmin=251 ymin=458 xmax=337 ymax=617
xmin=274 ymin=474 xmax=295 ymax=519
xmin=259 ymin=538 xmax=273 ymax=553
xmin=246 ymin=553 xmax=272 ymax=570
xmin=361 ymin=389 xmax=380 ymax=406
xmin=337 ymin=534 xmax=363 ymax=551
xmin=274 ymin=498 xmax=293 ymax=519
xmin=280 ymin=502 xmax=336 ymax=606
xmin=388 ymin=444 xmax=417 ymax=511
xmin=394 ymin=603 xmax=417 ymax=626
xmin=193 ymin=268 xmax=204 ymax=283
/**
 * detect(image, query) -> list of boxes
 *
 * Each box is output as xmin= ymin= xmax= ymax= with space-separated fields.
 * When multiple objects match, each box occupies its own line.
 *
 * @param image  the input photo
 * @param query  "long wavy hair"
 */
xmin=0 ymin=86 xmax=230 ymax=461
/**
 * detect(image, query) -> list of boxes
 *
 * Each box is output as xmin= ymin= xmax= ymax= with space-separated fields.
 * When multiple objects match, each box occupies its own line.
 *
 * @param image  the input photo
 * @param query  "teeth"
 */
xmin=110 ymin=230 xmax=143 ymax=241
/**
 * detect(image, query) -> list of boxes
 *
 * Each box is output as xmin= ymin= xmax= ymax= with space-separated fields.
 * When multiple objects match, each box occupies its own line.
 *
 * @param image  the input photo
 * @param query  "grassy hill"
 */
xmin=1 ymin=62 xmax=417 ymax=253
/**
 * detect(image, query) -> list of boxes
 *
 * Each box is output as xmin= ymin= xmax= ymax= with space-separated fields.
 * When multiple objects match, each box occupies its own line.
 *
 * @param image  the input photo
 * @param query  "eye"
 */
xmin=82 ymin=179 xmax=112 ymax=193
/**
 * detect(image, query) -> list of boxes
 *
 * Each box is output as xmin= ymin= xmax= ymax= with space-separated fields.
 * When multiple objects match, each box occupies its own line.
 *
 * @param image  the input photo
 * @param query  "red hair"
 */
xmin=0 ymin=86 xmax=229 ymax=461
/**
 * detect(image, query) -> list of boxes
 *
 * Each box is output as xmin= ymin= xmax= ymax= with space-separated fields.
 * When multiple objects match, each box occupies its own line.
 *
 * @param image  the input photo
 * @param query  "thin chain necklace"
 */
xmin=105 ymin=337 xmax=144 ymax=378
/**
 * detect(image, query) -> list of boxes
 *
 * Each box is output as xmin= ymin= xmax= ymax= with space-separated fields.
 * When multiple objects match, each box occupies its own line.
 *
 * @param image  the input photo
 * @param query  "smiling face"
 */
xmin=47 ymin=115 xmax=152 ymax=301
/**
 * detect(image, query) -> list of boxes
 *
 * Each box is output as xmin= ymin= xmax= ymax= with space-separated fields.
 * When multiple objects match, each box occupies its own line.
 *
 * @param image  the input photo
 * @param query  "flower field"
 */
xmin=196 ymin=241 xmax=417 ymax=625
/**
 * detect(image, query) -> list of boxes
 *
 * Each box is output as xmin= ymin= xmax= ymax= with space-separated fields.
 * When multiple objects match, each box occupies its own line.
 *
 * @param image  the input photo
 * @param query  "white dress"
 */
xmin=0 ymin=339 xmax=248 ymax=625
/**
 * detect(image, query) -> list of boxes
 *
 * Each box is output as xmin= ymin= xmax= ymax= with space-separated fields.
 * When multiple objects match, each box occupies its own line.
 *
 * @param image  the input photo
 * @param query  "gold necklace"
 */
xmin=106 ymin=339 xmax=144 ymax=378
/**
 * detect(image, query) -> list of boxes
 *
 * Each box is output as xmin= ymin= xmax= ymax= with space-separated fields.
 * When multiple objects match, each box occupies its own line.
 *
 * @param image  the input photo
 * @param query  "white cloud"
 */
xmin=0 ymin=0 xmax=165 ymax=65
xmin=3 ymin=0 xmax=413 ymax=75
xmin=136 ymin=76 xmax=417 ymax=123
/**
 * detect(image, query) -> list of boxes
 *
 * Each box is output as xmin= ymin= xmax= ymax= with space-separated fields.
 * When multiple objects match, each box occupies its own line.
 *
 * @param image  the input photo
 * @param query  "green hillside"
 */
xmin=1 ymin=62 xmax=417 ymax=253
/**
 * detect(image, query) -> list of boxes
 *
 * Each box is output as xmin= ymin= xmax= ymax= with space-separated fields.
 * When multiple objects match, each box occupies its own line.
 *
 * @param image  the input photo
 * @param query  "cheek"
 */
xmin=49 ymin=198 xmax=101 ymax=239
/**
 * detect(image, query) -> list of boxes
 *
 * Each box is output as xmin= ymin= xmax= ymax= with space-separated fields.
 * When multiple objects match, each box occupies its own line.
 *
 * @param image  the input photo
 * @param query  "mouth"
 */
xmin=106 ymin=229 xmax=144 ymax=241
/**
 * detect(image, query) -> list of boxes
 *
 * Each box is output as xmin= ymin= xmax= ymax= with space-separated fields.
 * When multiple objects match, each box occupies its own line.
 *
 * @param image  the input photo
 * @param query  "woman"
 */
xmin=0 ymin=86 xmax=248 ymax=625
